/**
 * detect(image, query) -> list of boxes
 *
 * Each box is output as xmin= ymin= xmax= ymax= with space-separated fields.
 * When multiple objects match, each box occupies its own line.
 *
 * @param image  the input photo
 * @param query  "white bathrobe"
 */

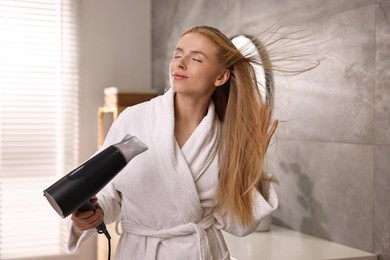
xmin=67 ymin=89 xmax=278 ymax=260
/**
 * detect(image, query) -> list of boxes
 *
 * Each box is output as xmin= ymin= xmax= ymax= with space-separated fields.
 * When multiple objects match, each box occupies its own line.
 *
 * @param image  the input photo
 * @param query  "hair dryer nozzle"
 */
xmin=43 ymin=134 xmax=148 ymax=218
xmin=114 ymin=134 xmax=148 ymax=162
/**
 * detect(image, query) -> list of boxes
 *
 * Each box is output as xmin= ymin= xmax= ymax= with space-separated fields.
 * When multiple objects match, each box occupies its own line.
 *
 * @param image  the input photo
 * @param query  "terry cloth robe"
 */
xmin=66 ymin=88 xmax=278 ymax=260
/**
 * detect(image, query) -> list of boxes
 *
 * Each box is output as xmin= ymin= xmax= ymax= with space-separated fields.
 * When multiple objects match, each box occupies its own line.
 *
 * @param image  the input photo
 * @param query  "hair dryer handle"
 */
xmin=78 ymin=200 xmax=111 ymax=239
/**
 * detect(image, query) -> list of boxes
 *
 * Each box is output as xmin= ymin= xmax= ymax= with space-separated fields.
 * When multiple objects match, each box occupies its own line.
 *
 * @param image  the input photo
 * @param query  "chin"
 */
xmin=171 ymin=84 xmax=186 ymax=93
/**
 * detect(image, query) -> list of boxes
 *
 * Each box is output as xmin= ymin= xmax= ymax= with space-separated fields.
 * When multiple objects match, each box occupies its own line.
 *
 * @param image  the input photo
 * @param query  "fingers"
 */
xmin=267 ymin=119 xmax=278 ymax=140
xmin=262 ymin=106 xmax=271 ymax=130
xmin=71 ymin=208 xmax=104 ymax=231
xmin=87 ymin=208 xmax=104 ymax=228
xmin=261 ymin=106 xmax=278 ymax=151
xmin=90 ymin=196 xmax=98 ymax=204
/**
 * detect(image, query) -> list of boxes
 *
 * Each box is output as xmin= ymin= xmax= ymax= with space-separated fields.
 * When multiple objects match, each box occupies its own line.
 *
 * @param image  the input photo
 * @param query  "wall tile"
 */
xmin=240 ymin=0 xmax=375 ymax=28
xmin=266 ymin=5 xmax=377 ymax=144
xmin=375 ymin=0 xmax=390 ymax=145
xmin=269 ymin=140 xmax=374 ymax=252
xmin=374 ymin=145 xmax=390 ymax=259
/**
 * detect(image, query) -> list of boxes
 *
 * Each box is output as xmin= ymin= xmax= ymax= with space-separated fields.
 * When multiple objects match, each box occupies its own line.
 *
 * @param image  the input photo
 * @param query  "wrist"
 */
xmin=72 ymin=224 xmax=83 ymax=237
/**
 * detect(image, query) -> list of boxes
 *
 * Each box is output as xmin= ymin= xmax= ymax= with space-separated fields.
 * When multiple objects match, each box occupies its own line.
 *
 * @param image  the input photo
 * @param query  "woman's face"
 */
xmin=169 ymin=32 xmax=227 ymax=99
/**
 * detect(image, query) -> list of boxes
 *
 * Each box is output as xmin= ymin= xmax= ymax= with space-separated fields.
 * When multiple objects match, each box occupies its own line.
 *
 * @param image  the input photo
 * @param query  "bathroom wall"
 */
xmin=78 ymin=0 xmax=151 ymax=162
xmin=152 ymin=0 xmax=390 ymax=259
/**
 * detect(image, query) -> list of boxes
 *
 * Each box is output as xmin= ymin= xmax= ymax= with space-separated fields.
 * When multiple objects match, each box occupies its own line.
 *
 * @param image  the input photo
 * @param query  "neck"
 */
xmin=173 ymin=93 xmax=211 ymax=147
xmin=174 ymin=93 xmax=210 ymax=124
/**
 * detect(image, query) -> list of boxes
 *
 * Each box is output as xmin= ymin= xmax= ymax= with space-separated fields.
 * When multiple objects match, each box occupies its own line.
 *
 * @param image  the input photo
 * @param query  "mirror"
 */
xmin=231 ymin=35 xmax=273 ymax=108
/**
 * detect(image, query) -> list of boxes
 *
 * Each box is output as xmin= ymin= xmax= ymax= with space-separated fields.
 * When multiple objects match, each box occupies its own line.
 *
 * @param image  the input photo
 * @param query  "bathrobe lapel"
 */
xmin=180 ymin=100 xmax=220 ymax=182
xmin=148 ymin=89 xmax=219 ymax=223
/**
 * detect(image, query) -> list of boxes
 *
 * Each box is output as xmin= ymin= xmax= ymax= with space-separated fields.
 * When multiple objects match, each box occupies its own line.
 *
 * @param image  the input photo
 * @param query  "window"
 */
xmin=0 ymin=0 xmax=79 ymax=259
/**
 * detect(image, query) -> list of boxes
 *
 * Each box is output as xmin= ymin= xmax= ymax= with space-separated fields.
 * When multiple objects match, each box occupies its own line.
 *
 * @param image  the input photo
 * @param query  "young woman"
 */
xmin=68 ymin=25 xmax=279 ymax=260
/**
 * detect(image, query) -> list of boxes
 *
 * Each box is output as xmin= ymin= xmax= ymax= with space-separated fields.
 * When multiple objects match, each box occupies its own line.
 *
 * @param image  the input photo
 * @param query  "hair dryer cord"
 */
xmin=102 ymin=229 xmax=112 ymax=260
xmin=78 ymin=200 xmax=112 ymax=260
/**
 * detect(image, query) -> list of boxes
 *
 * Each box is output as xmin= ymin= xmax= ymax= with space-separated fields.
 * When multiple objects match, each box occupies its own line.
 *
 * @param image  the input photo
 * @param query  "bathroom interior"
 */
xmin=0 ymin=0 xmax=389 ymax=259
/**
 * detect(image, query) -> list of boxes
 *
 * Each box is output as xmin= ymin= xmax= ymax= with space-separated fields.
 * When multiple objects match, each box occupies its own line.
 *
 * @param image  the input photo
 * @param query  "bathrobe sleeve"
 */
xmin=66 ymin=182 xmax=123 ymax=253
xmin=213 ymin=182 xmax=278 ymax=237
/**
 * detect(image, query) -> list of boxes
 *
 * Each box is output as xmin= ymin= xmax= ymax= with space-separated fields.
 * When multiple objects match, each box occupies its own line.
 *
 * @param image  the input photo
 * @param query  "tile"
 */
xmin=375 ymin=1 xmax=390 ymax=145
xmin=269 ymin=139 xmax=374 ymax=252
xmin=267 ymin=5 xmax=377 ymax=144
xmin=374 ymin=145 xmax=390 ymax=259
xmin=240 ymin=0 xmax=375 ymax=29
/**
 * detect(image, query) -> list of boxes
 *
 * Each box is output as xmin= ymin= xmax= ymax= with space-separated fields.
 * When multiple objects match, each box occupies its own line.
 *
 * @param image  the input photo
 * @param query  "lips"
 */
xmin=172 ymin=73 xmax=189 ymax=80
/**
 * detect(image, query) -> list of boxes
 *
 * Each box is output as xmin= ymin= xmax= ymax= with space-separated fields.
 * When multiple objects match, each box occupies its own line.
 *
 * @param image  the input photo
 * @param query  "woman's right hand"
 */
xmin=71 ymin=198 xmax=104 ymax=232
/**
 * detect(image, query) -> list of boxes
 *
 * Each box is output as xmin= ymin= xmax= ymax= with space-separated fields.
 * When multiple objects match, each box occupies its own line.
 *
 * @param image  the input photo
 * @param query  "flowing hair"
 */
xmin=182 ymin=26 xmax=276 ymax=226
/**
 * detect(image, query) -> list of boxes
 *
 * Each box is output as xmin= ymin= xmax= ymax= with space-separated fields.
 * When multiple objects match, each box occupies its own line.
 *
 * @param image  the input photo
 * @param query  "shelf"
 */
xmin=223 ymin=225 xmax=377 ymax=260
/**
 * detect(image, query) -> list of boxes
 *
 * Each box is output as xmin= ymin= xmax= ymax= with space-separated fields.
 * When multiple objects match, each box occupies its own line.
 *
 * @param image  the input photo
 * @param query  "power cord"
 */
xmin=98 ymin=229 xmax=112 ymax=260
xmin=79 ymin=201 xmax=112 ymax=260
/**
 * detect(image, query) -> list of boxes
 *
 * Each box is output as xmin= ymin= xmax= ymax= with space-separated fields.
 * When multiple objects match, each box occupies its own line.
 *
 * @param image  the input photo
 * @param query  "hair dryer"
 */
xmin=43 ymin=134 xmax=148 ymax=236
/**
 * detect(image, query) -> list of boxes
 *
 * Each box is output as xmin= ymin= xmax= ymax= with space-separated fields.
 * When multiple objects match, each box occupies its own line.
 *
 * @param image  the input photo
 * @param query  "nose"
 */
xmin=176 ymin=57 xmax=186 ymax=70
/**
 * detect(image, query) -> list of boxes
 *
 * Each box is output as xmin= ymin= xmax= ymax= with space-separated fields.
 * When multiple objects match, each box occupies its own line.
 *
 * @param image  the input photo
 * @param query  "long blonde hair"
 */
xmin=182 ymin=26 xmax=274 ymax=226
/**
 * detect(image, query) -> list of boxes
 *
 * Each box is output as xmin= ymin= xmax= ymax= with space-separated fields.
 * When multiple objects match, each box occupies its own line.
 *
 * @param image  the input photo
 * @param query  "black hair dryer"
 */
xmin=43 ymin=134 xmax=148 ymax=236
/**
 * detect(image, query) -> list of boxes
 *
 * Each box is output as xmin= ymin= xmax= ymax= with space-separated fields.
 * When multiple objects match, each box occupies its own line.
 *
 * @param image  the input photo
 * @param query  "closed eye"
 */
xmin=192 ymin=58 xmax=202 ymax=63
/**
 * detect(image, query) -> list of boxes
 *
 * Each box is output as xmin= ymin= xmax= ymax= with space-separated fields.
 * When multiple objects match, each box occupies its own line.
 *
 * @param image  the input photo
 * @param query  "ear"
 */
xmin=214 ymin=69 xmax=230 ymax=87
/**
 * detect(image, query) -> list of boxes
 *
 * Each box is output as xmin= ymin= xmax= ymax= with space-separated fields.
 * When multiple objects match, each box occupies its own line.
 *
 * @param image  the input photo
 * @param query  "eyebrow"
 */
xmin=175 ymin=47 xmax=207 ymax=57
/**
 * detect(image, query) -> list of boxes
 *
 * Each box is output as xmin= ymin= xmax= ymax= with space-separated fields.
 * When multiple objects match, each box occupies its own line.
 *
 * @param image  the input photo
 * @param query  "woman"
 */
xmin=68 ymin=25 xmax=279 ymax=260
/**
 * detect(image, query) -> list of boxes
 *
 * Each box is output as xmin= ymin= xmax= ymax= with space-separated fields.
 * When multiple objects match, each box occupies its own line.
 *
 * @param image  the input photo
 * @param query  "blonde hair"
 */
xmin=182 ymin=26 xmax=275 ymax=226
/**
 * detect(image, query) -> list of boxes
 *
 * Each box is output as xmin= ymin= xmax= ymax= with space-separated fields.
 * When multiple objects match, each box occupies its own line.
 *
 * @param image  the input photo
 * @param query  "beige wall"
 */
xmin=79 ymin=0 xmax=151 ymax=163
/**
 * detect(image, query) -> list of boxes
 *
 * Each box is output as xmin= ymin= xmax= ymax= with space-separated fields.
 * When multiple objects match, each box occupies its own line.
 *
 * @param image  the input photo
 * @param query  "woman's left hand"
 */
xmin=264 ymin=108 xmax=278 ymax=149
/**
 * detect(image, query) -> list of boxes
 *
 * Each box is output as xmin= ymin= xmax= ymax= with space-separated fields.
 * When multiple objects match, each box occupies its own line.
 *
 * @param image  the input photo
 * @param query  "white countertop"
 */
xmin=223 ymin=225 xmax=377 ymax=260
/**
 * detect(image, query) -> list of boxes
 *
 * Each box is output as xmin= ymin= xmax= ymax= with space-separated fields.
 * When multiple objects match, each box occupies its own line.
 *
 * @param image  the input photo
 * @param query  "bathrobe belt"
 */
xmin=121 ymin=214 xmax=215 ymax=260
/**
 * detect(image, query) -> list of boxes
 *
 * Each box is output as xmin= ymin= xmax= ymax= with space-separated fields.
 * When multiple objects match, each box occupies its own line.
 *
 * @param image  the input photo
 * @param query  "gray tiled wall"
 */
xmin=270 ymin=140 xmax=374 ymax=251
xmin=376 ymin=0 xmax=390 ymax=145
xmin=152 ymin=0 xmax=390 ymax=259
xmin=375 ymin=146 xmax=390 ymax=258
